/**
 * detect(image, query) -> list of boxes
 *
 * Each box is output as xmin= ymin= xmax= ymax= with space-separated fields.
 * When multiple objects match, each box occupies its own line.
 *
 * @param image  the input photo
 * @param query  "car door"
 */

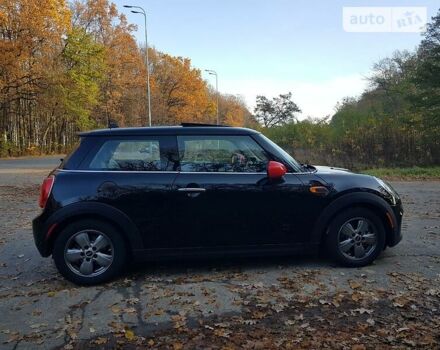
xmin=172 ymin=134 xmax=307 ymax=249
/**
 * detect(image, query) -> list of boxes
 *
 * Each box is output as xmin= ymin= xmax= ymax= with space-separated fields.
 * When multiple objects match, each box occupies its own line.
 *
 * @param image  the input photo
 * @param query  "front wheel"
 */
xmin=53 ymin=219 xmax=127 ymax=285
xmin=326 ymin=208 xmax=386 ymax=267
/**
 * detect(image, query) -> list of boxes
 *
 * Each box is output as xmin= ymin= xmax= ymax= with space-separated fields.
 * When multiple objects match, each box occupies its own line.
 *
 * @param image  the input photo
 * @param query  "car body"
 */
xmin=33 ymin=124 xmax=403 ymax=284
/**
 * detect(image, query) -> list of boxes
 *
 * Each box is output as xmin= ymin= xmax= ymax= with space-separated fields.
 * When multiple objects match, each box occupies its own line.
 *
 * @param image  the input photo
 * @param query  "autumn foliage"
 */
xmin=0 ymin=0 xmax=252 ymax=155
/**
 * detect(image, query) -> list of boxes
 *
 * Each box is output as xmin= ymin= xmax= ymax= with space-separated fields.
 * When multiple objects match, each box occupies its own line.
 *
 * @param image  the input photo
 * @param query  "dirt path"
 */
xmin=0 ymin=158 xmax=439 ymax=349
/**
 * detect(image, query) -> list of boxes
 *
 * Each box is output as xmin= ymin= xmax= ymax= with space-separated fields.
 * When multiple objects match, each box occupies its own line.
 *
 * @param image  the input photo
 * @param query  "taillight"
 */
xmin=39 ymin=176 xmax=55 ymax=208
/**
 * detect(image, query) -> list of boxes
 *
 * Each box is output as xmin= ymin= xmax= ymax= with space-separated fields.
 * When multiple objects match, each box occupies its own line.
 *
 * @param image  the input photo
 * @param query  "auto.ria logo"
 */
xmin=343 ymin=7 xmax=427 ymax=32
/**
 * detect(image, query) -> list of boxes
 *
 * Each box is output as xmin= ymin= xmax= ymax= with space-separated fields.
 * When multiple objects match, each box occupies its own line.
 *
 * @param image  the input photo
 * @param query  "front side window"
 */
xmin=258 ymin=134 xmax=302 ymax=172
xmin=178 ymin=135 xmax=269 ymax=173
xmin=89 ymin=137 xmax=177 ymax=171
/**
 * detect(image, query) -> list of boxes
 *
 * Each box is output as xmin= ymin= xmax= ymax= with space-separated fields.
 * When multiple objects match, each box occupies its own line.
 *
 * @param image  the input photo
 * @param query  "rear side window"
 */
xmin=177 ymin=135 xmax=269 ymax=173
xmin=88 ymin=137 xmax=178 ymax=171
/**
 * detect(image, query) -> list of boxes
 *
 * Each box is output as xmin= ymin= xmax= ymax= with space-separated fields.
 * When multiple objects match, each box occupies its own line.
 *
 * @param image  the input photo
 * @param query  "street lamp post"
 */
xmin=205 ymin=69 xmax=219 ymax=125
xmin=124 ymin=5 xmax=152 ymax=127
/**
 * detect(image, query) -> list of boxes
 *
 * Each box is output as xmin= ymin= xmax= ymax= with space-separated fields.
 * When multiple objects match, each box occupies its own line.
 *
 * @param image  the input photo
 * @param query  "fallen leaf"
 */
xmin=252 ymin=311 xmax=266 ymax=319
xmin=351 ymin=292 xmax=362 ymax=302
xmin=295 ymin=314 xmax=304 ymax=321
xmin=93 ymin=337 xmax=107 ymax=345
xmin=124 ymin=307 xmax=136 ymax=314
xmin=349 ymin=280 xmax=362 ymax=289
xmin=214 ymin=328 xmax=231 ymax=338
xmin=126 ymin=298 xmax=140 ymax=305
xmin=353 ymin=308 xmax=373 ymax=315
xmin=124 ymin=329 xmax=135 ymax=341
xmin=32 ymin=310 xmax=42 ymax=316
xmin=242 ymin=319 xmax=257 ymax=325
xmin=366 ymin=318 xmax=375 ymax=326
xmin=173 ymin=342 xmax=183 ymax=350
xmin=30 ymin=323 xmax=47 ymax=329
xmin=352 ymin=345 xmax=366 ymax=350
xmin=111 ymin=305 xmax=121 ymax=314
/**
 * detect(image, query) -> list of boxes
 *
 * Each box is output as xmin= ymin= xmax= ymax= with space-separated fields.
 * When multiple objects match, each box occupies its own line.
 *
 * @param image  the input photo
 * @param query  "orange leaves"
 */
xmin=148 ymin=50 xmax=251 ymax=126
xmin=149 ymin=51 xmax=212 ymax=124
xmin=0 ymin=0 xmax=71 ymax=87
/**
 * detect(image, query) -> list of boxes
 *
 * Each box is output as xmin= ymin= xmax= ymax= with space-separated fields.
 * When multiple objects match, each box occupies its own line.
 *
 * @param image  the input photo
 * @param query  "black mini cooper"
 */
xmin=33 ymin=124 xmax=403 ymax=285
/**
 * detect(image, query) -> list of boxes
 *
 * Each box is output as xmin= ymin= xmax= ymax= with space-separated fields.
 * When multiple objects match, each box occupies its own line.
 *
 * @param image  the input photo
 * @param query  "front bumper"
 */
xmin=388 ymin=202 xmax=403 ymax=247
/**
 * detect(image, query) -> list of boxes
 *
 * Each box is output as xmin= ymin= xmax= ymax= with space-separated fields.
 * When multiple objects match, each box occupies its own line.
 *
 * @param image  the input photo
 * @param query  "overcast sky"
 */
xmin=115 ymin=0 xmax=439 ymax=119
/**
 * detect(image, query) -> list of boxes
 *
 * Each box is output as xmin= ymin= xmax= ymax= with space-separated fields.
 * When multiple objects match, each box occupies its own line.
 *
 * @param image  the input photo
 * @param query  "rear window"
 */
xmin=88 ymin=137 xmax=178 ymax=171
xmin=60 ymin=136 xmax=91 ymax=170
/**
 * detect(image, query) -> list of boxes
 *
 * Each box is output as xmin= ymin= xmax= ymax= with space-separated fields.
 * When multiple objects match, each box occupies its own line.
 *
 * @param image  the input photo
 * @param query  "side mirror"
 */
xmin=267 ymin=161 xmax=287 ymax=179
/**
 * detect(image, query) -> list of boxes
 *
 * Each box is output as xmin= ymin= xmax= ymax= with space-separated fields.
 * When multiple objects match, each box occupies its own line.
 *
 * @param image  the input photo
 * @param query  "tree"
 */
xmin=148 ymin=50 xmax=213 ymax=124
xmin=71 ymin=0 xmax=145 ymax=127
xmin=254 ymin=92 xmax=301 ymax=127
xmin=60 ymin=27 xmax=106 ymax=129
xmin=215 ymin=93 xmax=253 ymax=127
xmin=414 ymin=9 xmax=440 ymax=123
xmin=0 ymin=0 xmax=71 ymax=154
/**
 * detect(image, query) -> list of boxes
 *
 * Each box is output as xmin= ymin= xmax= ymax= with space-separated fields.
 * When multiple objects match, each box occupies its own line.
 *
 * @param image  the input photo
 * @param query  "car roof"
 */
xmin=79 ymin=125 xmax=260 ymax=137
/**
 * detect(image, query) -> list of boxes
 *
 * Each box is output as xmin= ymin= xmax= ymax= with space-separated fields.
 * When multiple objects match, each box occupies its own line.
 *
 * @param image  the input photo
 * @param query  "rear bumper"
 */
xmin=32 ymin=212 xmax=52 ymax=257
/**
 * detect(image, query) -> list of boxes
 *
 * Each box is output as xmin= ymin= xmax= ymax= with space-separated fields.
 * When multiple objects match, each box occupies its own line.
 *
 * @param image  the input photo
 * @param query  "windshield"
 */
xmin=259 ymin=134 xmax=303 ymax=172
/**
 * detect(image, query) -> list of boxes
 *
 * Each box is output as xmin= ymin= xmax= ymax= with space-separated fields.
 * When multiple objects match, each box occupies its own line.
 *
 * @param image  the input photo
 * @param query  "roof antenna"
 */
xmin=108 ymin=119 xmax=119 ymax=129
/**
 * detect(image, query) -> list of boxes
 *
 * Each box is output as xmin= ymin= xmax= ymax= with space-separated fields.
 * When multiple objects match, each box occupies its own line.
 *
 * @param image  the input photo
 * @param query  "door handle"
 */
xmin=177 ymin=188 xmax=206 ymax=193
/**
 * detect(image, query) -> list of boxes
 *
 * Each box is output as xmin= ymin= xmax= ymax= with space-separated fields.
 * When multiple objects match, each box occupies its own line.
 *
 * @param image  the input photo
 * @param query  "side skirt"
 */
xmin=132 ymin=243 xmax=319 ymax=262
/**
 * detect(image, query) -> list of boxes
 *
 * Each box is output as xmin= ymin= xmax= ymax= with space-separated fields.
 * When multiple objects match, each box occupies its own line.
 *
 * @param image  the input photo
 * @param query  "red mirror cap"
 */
xmin=267 ymin=161 xmax=287 ymax=179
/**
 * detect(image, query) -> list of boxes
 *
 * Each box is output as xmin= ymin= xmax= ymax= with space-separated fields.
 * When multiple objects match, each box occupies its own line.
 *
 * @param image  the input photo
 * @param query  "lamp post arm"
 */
xmin=143 ymin=12 xmax=152 ymax=127
xmin=215 ymin=74 xmax=219 ymax=125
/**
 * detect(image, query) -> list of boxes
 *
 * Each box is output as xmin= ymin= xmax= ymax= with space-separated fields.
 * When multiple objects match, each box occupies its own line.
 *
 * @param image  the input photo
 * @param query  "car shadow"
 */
xmin=125 ymin=252 xmax=333 ymax=280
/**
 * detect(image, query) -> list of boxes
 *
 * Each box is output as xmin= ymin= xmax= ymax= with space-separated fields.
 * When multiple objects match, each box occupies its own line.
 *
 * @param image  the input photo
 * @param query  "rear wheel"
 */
xmin=53 ymin=219 xmax=127 ymax=285
xmin=326 ymin=208 xmax=386 ymax=267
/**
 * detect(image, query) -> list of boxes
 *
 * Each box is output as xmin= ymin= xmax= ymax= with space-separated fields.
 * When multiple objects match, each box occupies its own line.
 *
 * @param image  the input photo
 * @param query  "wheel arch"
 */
xmin=43 ymin=202 xmax=143 ymax=256
xmin=311 ymin=192 xmax=397 ymax=247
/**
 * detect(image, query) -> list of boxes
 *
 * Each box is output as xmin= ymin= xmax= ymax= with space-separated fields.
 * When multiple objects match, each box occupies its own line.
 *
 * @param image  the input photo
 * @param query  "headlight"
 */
xmin=375 ymin=177 xmax=397 ymax=205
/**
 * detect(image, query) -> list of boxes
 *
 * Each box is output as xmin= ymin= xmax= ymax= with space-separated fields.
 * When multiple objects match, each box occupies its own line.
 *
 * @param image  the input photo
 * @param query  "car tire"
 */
xmin=53 ymin=219 xmax=127 ymax=285
xmin=326 ymin=208 xmax=386 ymax=267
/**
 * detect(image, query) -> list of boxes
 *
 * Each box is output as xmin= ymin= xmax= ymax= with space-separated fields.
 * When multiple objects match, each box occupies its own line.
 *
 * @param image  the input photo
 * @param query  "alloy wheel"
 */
xmin=337 ymin=217 xmax=378 ymax=260
xmin=64 ymin=230 xmax=114 ymax=277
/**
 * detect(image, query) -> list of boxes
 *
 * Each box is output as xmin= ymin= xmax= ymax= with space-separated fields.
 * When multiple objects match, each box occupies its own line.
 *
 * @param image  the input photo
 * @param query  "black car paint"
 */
xmin=33 ymin=126 xmax=403 ymax=260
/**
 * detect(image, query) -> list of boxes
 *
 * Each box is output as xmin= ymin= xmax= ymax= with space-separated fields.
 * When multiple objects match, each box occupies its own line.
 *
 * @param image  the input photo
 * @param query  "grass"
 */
xmin=362 ymin=166 xmax=440 ymax=180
